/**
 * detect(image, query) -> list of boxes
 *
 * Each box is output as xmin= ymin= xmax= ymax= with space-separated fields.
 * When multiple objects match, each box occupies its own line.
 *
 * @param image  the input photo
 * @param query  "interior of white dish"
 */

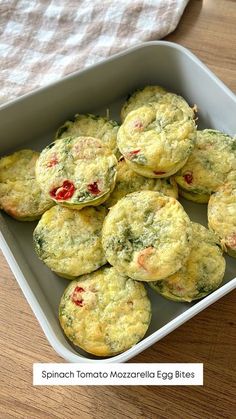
xmin=0 ymin=42 xmax=235 ymax=362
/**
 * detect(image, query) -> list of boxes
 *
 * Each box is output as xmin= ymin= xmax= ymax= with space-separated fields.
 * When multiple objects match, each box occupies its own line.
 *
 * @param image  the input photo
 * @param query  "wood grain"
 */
xmin=0 ymin=1 xmax=236 ymax=418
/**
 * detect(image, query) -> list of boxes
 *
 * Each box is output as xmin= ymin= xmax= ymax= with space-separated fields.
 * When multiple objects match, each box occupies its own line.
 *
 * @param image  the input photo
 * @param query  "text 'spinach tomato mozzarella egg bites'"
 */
xmin=35 ymin=136 xmax=117 ymax=209
xmin=120 ymin=85 xmax=168 ymax=122
xmin=102 ymin=191 xmax=193 ymax=282
xmin=208 ymin=182 xmax=236 ymax=258
xmin=117 ymin=93 xmax=196 ymax=178
xmin=59 ymin=266 xmax=152 ymax=357
xmin=105 ymin=157 xmax=178 ymax=208
xmin=55 ymin=113 xmax=120 ymax=157
xmin=0 ymin=149 xmax=53 ymax=221
xmin=150 ymin=222 xmax=226 ymax=302
xmin=175 ymin=129 xmax=236 ymax=203
xmin=33 ymin=205 xmax=107 ymax=279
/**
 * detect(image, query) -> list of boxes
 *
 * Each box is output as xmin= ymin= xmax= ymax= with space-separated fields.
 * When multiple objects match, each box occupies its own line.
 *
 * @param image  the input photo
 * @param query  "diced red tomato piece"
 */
xmin=50 ymin=180 xmax=75 ymax=200
xmin=47 ymin=156 xmax=58 ymax=167
xmin=153 ymin=171 xmax=166 ymax=175
xmin=226 ymin=232 xmax=236 ymax=249
xmin=129 ymin=149 xmax=141 ymax=155
xmin=126 ymin=149 xmax=141 ymax=159
xmin=133 ymin=121 xmax=144 ymax=130
xmin=71 ymin=286 xmax=85 ymax=307
xmin=184 ymin=172 xmax=193 ymax=184
xmin=87 ymin=181 xmax=100 ymax=195
xmin=137 ymin=247 xmax=155 ymax=271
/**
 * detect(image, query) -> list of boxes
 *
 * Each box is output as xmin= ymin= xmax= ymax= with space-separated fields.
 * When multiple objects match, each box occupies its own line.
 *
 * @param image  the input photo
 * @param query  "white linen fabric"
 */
xmin=0 ymin=0 xmax=189 ymax=104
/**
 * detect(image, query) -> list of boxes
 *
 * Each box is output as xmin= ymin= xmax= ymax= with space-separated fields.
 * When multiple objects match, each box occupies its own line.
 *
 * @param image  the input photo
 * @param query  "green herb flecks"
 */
xmin=59 ymin=304 xmax=66 ymax=317
xmin=130 ymin=154 xmax=147 ymax=165
xmin=77 ymin=191 xmax=92 ymax=202
xmin=34 ymin=232 xmax=44 ymax=256
xmin=230 ymin=138 xmax=236 ymax=151
xmin=56 ymin=124 xmax=70 ymax=138
xmin=46 ymin=141 xmax=56 ymax=150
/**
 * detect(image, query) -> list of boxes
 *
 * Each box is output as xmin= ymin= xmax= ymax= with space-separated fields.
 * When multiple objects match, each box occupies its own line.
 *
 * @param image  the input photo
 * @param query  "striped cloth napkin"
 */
xmin=0 ymin=0 xmax=189 ymax=104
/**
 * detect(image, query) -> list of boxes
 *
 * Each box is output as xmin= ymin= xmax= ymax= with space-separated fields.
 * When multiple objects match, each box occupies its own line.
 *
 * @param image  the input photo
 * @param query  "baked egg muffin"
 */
xmin=175 ymin=129 xmax=236 ymax=203
xmin=117 ymin=93 xmax=196 ymax=178
xmin=0 ymin=149 xmax=53 ymax=221
xmin=208 ymin=181 xmax=236 ymax=258
xmin=55 ymin=113 xmax=119 ymax=157
xmin=150 ymin=222 xmax=225 ymax=302
xmin=33 ymin=205 xmax=107 ymax=278
xmin=102 ymin=191 xmax=193 ymax=281
xmin=35 ymin=136 xmax=117 ymax=209
xmin=120 ymin=85 xmax=167 ymax=122
xmin=59 ymin=266 xmax=152 ymax=356
xmin=105 ymin=157 xmax=178 ymax=208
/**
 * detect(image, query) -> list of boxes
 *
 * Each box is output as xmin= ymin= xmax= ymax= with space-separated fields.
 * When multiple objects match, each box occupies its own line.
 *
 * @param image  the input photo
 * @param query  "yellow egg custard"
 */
xmin=59 ymin=266 xmax=151 ymax=356
xmin=117 ymin=93 xmax=196 ymax=178
xmin=102 ymin=191 xmax=193 ymax=281
xmin=0 ymin=149 xmax=53 ymax=221
xmin=120 ymin=85 xmax=167 ymax=122
xmin=105 ymin=157 xmax=178 ymax=208
xmin=208 ymin=181 xmax=236 ymax=258
xmin=33 ymin=205 xmax=107 ymax=279
xmin=175 ymin=129 xmax=236 ymax=203
xmin=55 ymin=113 xmax=119 ymax=157
xmin=35 ymin=136 xmax=117 ymax=209
xmin=150 ymin=222 xmax=225 ymax=302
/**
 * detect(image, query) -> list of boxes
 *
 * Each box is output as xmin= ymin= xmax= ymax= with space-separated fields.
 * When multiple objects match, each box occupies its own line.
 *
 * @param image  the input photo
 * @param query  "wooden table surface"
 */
xmin=0 ymin=1 xmax=235 ymax=418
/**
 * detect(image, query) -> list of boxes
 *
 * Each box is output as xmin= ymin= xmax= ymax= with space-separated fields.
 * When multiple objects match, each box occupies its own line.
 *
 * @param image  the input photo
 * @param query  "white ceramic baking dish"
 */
xmin=0 ymin=41 xmax=235 ymax=363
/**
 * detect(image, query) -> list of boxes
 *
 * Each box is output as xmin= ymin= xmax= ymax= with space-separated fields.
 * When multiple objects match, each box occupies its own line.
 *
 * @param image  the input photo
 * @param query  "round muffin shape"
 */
xmin=117 ymin=94 xmax=196 ymax=178
xmin=105 ymin=157 xmax=178 ymax=208
xmin=33 ymin=205 xmax=107 ymax=278
xmin=102 ymin=191 xmax=193 ymax=281
xmin=120 ymin=85 xmax=167 ymax=122
xmin=0 ymin=149 xmax=53 ymax=221
xmin=175 ymin=129 xmax=236 ymax=203
xmin=208 ymin=182 xmax=236 ymax=258
xmin=55 ymin=113 xmax=119 ymax=157
xmin=35 ymin=136 xmax=117 ymax=209
xmin=150 ymin=222 xmax=225 ymax=302
xmin=59 ymin=266 xmax=152 ymax=357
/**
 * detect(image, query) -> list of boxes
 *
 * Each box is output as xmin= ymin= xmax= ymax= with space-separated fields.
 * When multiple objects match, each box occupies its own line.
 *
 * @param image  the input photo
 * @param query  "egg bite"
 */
xmin=59 ymin=266 xmax=152 ymax=357
xmin=175 ymin=129 xmax=236 ymax=203
xmin=55 ymin=113 xmax=119 ymax=157
xmin=150 ymin=222 xmax=225 ymax=302
xmin=117 ymin=93 xmax=196 ymax=178
xmin=102 ymin=191 xmax=193 ymax=282
xmin=120 ymin=85 xmax=167 ymax=122
xmin=208 ymin=181 xmax=236 ymax=258
xmin=33 ymin=205 xmax=107 ymax=279
xmin=0 ymin=149 xmax=53 ymax=221
xmin=104 ymin=157 xmax=178 ymax=208
xmin=35 ymin=136 xmax=117 ymax=209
